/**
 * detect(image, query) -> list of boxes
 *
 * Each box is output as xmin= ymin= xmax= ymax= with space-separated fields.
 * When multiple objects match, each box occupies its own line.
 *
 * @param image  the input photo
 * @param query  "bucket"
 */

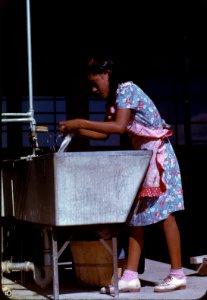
xmin=70 ymin=240 xmax=127 ymax=287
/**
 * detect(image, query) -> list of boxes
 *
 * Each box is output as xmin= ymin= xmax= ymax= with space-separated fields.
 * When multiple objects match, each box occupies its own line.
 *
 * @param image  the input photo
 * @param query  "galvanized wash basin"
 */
xmin=2 ymin=150 xmax=152 ymax=226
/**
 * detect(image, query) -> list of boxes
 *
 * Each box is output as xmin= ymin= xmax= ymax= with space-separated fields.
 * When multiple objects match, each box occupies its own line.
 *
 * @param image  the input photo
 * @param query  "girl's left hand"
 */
xmin=59 ymin=119 xmax=80 ymax=135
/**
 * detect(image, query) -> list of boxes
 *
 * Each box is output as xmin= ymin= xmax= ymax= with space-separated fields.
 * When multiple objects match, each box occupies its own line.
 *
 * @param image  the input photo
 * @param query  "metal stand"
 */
xmin=51 ymin=227 xmax=119 ymax=300
xmin=51 ymin=228 xmax=59 ymax=300
xmin=112 ymin=237 xmax=119 ymax=298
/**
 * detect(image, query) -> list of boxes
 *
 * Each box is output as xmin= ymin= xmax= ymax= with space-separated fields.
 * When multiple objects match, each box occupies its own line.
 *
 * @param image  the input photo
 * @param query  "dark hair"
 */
xmin=87 ymin=56 xmax=114 ymax=74
xmin=86 ymin=53 xmax=132 ymax=104
xmin=86 ymin=54 xmax=118 ymax=104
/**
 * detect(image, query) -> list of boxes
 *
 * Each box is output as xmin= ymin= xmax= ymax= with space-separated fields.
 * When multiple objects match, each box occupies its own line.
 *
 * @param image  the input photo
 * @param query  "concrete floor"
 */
xmin=1 ymin=258 xmax=207 ymax=300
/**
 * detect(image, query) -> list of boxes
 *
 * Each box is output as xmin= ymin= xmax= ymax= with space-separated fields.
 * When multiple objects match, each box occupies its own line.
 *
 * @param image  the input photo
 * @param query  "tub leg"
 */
xmin=51 ymin=228 xmax=59 ymax=300
xmin=112 ymin=236 xmax=119 ymax=298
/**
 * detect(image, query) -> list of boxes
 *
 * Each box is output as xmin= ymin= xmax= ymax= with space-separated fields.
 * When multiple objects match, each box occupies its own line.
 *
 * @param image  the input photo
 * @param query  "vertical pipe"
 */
xmin=1 ymin=168 xmax=5 ymax=217
xmin=183 ymin=32 xmax=191 ymax=145
xmin=26 ymin=0 xmax=35 ymax=130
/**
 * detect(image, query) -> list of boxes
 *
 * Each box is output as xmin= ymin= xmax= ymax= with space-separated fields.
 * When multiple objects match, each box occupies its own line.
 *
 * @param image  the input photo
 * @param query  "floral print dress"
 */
xmin=112 ymin=81 xmax=185 ymax=226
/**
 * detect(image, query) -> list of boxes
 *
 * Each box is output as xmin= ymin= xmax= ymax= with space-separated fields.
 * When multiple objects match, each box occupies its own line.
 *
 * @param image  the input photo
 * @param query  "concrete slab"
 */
xmin=2 ymin=259 xmax=207 ymax=300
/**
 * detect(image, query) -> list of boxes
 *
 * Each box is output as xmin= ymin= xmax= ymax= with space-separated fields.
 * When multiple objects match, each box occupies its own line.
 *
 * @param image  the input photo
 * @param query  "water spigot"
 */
xmin=29 ymin=125 xmax=48 ymax=156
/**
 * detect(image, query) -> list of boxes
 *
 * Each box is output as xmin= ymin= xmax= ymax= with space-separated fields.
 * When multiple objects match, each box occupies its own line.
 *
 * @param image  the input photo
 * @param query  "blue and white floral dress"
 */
xmin=109 ymin=81 xmax=185 ymax=226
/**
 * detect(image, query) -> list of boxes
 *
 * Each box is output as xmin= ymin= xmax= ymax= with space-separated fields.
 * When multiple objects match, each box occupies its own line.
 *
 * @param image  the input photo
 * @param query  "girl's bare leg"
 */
xmin=126 ymin=226 xmax=144 ymax=271
xmin=154 ymin=214 xmax=186 ymax=292
xmin=159 ymin=214 xmax=182 ymax=269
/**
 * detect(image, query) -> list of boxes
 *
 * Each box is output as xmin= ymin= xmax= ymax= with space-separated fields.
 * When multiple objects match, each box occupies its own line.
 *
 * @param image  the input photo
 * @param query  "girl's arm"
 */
xmin=59 ymin=108 xmax=131 ymax=136
xmin=78 ymin=129 xmax=108 ymax=139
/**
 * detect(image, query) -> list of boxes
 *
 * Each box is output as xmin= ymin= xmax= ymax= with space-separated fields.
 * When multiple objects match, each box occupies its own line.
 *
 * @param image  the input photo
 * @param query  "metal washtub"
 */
xmin=2 ymin=150 xmax=152 ymax=226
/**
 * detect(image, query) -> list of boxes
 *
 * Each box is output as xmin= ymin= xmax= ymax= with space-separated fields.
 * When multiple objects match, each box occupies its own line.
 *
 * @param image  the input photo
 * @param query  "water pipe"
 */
xmin=1 ymin=227 xmax=53 ymax=289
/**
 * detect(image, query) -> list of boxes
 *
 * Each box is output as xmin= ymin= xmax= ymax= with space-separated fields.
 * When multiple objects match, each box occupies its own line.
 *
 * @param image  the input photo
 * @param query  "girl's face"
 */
xmin=88 ymin=72 xmax=110 ymax=99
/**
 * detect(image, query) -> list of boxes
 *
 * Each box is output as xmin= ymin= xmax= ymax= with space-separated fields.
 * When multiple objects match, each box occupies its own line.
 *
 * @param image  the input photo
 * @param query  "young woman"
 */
xmin=59 ymin=56 xmax=186 ymax=294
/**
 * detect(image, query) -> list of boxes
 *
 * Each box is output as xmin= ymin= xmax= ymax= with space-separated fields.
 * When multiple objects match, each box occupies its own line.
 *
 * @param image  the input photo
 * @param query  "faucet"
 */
xmin=29 ymin=125 xmax=48 ymax=156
